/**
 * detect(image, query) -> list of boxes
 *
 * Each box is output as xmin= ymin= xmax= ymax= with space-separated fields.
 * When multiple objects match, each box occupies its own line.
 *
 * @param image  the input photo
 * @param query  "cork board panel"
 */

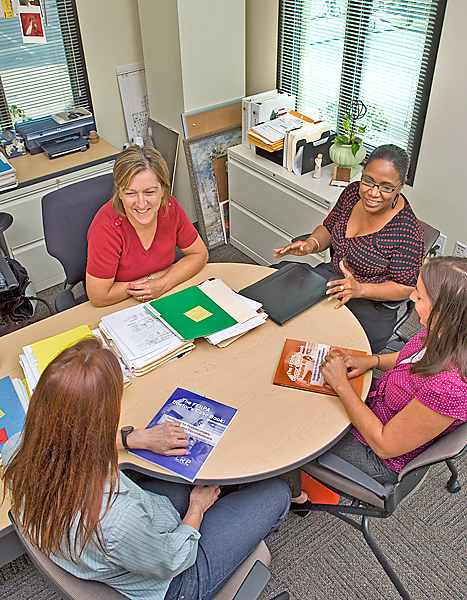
xmin=183 ymin=102 xmax=242 ymax=138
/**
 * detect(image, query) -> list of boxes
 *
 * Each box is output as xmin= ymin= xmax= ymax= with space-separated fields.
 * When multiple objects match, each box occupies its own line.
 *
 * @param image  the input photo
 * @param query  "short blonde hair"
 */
xmin=112 ymin=145 xmax=171 ymax=216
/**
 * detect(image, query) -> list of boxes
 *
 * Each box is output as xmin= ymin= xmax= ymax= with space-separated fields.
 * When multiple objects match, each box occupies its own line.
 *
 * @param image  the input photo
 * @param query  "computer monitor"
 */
xmin=146 ymin=118 xmax=179 ymax=193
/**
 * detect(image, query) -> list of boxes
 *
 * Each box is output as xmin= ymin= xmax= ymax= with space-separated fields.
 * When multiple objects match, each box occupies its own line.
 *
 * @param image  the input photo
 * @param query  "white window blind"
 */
xmin=277 ymin=0 xmax=447 ymax=182
xmin=0 ymin=0 xmax=92 ymax=131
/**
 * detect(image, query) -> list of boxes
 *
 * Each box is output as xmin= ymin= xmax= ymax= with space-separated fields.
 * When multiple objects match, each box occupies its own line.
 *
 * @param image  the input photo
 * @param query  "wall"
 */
xmin=246 ymin=0 xmax=279 ymax=95
xmin=138 ymin=0 xmax=245 ymax=220
xmin=75 ymin=0 xmax=144 ymax=150
xmin=404 ymin=1 xmax=467 ymax=254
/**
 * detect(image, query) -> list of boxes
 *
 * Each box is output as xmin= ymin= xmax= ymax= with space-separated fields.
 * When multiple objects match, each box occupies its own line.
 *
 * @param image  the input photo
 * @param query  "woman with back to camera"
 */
xmin=86 ymin=145 xmax=208 ymax=307
xmin=274 ymin=144 xmax=425 ymax=353
xmin=2 ymin=338 xmax=290 ymax=600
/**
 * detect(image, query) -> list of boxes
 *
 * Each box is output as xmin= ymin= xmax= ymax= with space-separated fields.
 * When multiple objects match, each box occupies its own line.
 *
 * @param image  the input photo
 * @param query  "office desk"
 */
xmin=0 ymin=262 xmax=371 ymax=563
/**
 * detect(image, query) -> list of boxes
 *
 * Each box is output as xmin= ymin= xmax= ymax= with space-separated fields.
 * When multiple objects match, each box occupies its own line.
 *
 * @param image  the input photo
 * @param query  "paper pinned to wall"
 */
xmin=116 ymin=62 xmax=149 ymax=144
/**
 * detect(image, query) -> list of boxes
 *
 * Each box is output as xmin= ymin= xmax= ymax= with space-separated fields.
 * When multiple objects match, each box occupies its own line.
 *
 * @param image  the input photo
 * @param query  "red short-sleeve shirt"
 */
xmin=86 ymin=197 xmax=198 ymax=282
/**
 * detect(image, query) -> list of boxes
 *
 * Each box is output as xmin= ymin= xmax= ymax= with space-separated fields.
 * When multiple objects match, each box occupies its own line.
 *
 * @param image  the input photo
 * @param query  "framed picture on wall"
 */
xmin=183 ymin=125 xmax=241 ymax=249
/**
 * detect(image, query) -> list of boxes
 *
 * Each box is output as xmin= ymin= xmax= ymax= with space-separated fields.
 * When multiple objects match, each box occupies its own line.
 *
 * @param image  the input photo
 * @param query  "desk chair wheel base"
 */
xmin=445 ymin=458 xmax=462 ymax=493
xmin=302 ymin=421 xmax=467 ymax=600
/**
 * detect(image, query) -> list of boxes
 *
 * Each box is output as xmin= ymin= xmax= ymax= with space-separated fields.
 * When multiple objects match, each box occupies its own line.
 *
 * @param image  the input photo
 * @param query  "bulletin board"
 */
xmin=182 ymin=100 xmax=242 ymax=139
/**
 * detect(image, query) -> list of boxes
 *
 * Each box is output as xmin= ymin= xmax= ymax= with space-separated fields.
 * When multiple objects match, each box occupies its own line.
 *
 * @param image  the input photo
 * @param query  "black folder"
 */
xmin=239 ymin=262 xmax=327 ymax=325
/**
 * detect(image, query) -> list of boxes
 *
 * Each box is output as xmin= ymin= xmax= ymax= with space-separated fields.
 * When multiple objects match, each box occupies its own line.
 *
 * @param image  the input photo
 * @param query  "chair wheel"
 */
xmin=447 ymin=481 xmax=461 ymax=494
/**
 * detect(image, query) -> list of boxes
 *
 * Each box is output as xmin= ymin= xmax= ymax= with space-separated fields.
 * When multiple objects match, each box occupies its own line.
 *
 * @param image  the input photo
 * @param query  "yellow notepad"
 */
xmin=31 ymin=325 xmax=94 ymax=373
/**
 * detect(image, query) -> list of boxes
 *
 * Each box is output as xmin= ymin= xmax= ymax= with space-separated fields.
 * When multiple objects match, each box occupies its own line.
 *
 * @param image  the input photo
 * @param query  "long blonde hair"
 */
xmin=3 ymin=338 xmax=123 ymax=560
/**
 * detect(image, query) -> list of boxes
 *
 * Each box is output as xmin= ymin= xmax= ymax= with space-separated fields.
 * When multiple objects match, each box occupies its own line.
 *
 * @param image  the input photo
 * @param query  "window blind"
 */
xmin=0 ymin=0 xmax=92 ymax=131
xmin=277 ymin=0 xmax=447 ymax=183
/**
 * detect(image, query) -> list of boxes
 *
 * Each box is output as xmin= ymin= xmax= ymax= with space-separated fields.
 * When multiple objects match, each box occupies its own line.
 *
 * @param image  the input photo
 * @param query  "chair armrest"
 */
xmin=317 ymin=451 xmax=393 ymax=499
xmin=232 ymin=560 xmax=271 ymax=600
xmin=381 ymin=299 xmax=408 ymax=310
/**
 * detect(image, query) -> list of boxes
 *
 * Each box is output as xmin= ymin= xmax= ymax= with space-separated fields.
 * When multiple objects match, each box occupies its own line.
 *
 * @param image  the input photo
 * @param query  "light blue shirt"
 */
xmin=3 ymin=432 xmax=200 ymax=600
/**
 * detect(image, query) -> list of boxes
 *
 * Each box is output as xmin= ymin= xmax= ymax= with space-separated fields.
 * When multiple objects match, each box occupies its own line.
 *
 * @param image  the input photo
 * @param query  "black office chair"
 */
xmin=383 ymin=220 xmax=439 ymax=351
xmin=9 ymin=510 xmax=288 ymax=600
xmin=290 ymin=219 xmax=440 ymax=352
xmin=42 ymin=173 xmax=114 ymax=312
xmin=301 ymin=421 xmax=467 ymax=599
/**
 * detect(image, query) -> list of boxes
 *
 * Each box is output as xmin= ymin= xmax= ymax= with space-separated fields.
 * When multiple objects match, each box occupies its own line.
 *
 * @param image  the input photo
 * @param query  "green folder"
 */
xmin=145 ymin=286 xmax=237 ymax=340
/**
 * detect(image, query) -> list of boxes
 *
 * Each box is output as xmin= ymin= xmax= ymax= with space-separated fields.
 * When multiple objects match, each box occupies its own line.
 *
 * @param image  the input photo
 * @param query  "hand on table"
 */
xmin=326 ymin=260 xmax=363 ymax=308
xmin=319 ymin=351 xmax=353 ymax=392
xmin=343 ymin=354 xmax=378 ymax=379
xmin=130 ymin=422 xmax=189 ymax=456
xmin=126 ymin=275 xmax=167 ymax=303
xmin=274 ymin=240 xmax=315 ymax=258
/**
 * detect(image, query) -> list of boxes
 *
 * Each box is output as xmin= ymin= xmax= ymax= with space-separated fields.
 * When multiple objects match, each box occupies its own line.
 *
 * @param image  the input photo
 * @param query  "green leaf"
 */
xmin=351 ymin=143 xmax=360 ymax=156
xmin=358 ymin=126 xmax=366 ymax=133
xmin=334 ymin=135 xmax=350 ymax=145
xmin=354 ymin=136 xmax=362 ymax=145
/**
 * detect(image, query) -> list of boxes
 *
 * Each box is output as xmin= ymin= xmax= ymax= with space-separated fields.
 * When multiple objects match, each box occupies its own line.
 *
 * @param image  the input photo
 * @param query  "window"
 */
xmin=277 ymin=0 xmax=447 ymax=183
xmin=0 ymin=0 xmax=92 ymax=131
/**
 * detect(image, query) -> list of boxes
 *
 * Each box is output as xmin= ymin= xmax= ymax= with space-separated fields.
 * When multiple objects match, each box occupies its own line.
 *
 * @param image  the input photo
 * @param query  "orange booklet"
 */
xmin=273 ymin=339 xmax=367 ymax=396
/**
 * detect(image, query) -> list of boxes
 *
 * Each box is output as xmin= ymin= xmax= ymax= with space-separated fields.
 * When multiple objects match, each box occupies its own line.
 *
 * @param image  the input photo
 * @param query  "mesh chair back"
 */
xmin=42 ymin=174 xmax=114 ymax=287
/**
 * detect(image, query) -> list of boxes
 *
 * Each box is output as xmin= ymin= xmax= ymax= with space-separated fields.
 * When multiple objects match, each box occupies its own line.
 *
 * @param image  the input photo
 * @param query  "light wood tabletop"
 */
xmin=0 ymin=262 xmax=372 ymax=534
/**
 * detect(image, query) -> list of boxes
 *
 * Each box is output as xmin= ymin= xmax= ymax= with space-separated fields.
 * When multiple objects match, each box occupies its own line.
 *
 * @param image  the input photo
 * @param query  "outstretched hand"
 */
xmin=326 ymin=260 xmax=363 ymax=308
xmin=274 ymin=240 xmax=315 ymax=258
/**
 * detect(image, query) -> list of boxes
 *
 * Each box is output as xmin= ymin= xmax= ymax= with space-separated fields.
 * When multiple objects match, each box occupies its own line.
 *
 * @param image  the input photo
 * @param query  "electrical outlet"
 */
xmin=453 ymin=241 xmax=467 ymax=258
xmin=433 ymin=233 xmax=447 ymax=255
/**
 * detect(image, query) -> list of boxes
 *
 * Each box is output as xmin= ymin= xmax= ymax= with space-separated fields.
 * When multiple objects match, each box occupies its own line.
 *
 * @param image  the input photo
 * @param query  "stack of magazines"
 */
xmin=0 ymin=152 xmax=18 ymax=192
xmin=99 ymin=304 xmax=195 ymax=376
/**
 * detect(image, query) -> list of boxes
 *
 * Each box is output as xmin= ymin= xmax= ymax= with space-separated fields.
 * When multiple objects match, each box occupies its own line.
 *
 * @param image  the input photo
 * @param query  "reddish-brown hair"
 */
xmin=3 ymin=338 xmax=123 ymax=560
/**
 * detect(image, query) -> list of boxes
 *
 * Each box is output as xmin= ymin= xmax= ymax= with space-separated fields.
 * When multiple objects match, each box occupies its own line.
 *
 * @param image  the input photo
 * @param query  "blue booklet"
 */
xmin=130 ymin=388 xmax=237 ymax=482
xmin=0 ymin=376 xmax=27 ymax=452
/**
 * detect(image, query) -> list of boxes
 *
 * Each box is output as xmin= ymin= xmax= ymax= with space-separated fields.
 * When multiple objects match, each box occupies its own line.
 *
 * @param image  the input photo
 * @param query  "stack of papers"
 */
xmin=99 ymin=304 xmax=195 ymax=376
xmin=0 ymin=376 xmax=29 ymax=454
xmin=0 ymin=152 xmax=18 ymax=191
xmin=198 ymin=279 xmax=267 ymax=347
xmin=247 ymin=111 xmax=314 ymax=152
xmin=242 ymin=90 xmax=296 ymax=148
xmin=20 ymin=325 xmax=95 ymax=394
xmin=145 ymin=278 xmax=267 ymax=347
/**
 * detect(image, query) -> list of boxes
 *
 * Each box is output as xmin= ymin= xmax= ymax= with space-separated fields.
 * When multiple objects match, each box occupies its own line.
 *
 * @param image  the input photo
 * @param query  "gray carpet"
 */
xmin=3 ymin=244 xmax=465 ymax=600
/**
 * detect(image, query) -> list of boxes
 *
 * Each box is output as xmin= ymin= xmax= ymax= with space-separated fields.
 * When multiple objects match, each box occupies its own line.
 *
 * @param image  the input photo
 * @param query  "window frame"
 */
xmin=276 ymin=0 xmax=448 ymax=185
xmin=0 ymin=0 xmax=93 ymax=132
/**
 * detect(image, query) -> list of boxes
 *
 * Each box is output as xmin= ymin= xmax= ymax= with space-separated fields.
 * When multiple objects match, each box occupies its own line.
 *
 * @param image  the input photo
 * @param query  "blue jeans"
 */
xmin=133 ymin=475 xmax=290 ymax=600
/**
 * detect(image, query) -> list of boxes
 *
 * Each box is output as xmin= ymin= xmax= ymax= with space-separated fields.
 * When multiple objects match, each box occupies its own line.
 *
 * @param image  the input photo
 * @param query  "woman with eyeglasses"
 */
xmin=274 ymin=144 xmax=424 ymax=353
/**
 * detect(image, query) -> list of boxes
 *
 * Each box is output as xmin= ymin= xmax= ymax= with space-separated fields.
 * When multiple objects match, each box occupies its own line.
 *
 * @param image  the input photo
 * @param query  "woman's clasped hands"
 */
xmin=126 ymin=270 xmax=170 ymax=302
xmin=326 ymin=260 xmax=363 ymax=308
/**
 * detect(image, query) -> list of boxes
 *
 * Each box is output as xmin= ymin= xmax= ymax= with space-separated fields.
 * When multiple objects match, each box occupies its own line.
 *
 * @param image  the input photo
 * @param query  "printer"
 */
xmin=15 ymin=109 xmax=95 ymax=159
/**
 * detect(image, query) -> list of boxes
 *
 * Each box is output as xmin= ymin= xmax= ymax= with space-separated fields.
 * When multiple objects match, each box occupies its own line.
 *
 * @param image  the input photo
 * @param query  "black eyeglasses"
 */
xmin=360 ymin=177 xmax=403 ymax=194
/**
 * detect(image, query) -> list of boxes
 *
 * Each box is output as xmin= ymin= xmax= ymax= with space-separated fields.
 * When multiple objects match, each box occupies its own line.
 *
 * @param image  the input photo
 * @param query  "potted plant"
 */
xmin=329 ymin=103 xmax=367 ymax=176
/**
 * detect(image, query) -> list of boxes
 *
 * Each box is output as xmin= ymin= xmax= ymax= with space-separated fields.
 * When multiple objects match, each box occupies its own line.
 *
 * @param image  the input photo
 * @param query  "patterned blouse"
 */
xmin=352 ymin=329 xmax=467 ymax=472
xmin=323 ymin=182 xmax=424 ymax=286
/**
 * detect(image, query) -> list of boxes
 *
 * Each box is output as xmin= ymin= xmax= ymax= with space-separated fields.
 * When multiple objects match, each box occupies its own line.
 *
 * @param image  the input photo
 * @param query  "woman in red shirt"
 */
xmin=86 ymin=146 xmax=208 ymax=307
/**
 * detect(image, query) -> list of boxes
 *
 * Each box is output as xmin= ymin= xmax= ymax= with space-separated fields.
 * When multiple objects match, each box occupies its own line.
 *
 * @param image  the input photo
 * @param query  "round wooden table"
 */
xmin=117 ymin=263 xmax=372 ymax=484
